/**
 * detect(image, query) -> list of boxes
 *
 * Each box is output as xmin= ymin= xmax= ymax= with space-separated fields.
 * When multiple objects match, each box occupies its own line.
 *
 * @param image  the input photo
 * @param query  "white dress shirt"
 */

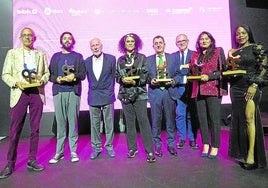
xmin=92 ymin=53 xmax=104 ymax=81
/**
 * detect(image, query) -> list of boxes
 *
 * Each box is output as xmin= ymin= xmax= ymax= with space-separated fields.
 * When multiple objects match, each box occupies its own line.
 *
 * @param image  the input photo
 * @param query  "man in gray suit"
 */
xmin=85 ymin=38 xmax=116 ymax=159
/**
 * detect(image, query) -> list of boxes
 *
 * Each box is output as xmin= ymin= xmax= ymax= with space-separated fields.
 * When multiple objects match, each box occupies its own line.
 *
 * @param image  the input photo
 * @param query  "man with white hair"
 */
xmin=85 ymin=38 xmax=116 ymax=159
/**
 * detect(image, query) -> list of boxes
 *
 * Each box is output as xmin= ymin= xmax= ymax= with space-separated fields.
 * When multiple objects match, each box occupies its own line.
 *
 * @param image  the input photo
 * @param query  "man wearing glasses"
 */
xmin=0 ymin=27 xmax=50 ymax=179
xmin=172 ymin=34 xmax=199 ymax=150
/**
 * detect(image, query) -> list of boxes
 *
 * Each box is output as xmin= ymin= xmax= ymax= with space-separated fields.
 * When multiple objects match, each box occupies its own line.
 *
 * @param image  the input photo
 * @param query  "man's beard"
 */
xmin=62 ymin=42 xmax=73 ymax=51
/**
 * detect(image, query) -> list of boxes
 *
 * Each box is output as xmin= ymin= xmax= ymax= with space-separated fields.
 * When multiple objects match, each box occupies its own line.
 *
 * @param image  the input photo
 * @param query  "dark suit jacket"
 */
xmin=172 ymin=49 xmax=194 ymax=98
xmin=85 ymin=53 xmax=116 ymax=106
xmin=147 ymin=52 xmax=180 ymax=101
xmin=116 ymin=52 xmax=148 ymax=103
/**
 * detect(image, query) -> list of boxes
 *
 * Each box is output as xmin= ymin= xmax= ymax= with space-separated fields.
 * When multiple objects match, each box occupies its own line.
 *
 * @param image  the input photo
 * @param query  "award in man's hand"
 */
xmin=60 ymin=63 xmax=76 ymax=82
xmin=222 ymin=56 xmax=246 ymax=76
xmin=187 ymin=64 xmax=202 ymax=80
xmin=155 ymin=61 xmax=172 ymax=82
xmin=62 ymin=63 xmax=75 ymax=75
xmin=21 ymin=69 xmax=41 ymax=88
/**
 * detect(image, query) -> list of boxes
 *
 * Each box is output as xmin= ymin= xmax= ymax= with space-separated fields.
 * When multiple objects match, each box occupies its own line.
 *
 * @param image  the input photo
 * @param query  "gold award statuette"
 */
xmin=180 ymin=64 xmax=189 ymax=69
xmin=222 ymin=70 xmax=246 ymax=76
xmin=21 ymin=69 xmax=42 ymax=88
xmin=156 ymin=64 xmax=172 ymax=82
xmin=187 ymin=64 xmax=202 ymax=80
xmin=124 ymin=75 xmax=140 ymax=81
xmin=124 ymin=75 xmax=140 ymax=83
xmin=222 ymin=57 xmax=246 ymax=76
xmin=21 ymin=81 xmax=42 ymax=89
xmin=186 ymin=75 xmax=202 ymax=80
xmin=155 ymin=78 xmax=172 ymax=82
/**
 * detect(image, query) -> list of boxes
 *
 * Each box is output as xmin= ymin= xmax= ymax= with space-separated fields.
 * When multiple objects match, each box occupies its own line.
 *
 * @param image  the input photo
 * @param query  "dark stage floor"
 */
xmin=0 ymin=128 xmax=267 ymax=188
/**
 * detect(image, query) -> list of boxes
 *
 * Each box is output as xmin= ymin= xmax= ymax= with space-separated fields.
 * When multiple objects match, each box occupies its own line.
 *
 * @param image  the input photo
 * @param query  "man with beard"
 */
xmin=84 ymin=38 xmax=116 ymax=159
xmin=0 ymin=27 xmax=50 ymax=179
xmin=48 ymin=32 xmax=86 ymax=164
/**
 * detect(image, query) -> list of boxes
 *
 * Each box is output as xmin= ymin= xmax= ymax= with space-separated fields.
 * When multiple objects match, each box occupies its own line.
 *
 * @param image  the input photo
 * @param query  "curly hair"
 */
xmin=118 ymin=33 xmax=143 ymax=54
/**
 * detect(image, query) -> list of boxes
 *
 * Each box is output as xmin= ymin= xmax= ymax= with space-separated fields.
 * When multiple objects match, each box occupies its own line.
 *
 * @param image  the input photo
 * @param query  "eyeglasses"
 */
xmin=176 ymin=40 xmax=188 ymax=44
xmin=21 ymin=34 xmax=34 ymax=38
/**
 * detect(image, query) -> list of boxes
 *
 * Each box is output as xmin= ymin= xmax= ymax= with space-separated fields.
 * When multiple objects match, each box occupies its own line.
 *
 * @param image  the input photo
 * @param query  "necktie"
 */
xmin=158 ymin=54 xmax=164 ymax=67
xmin=181 ymin=51 xmax=185 ymax=64
xmin=158 ymin=54 xmax=165 ymax=90
xmin=181 ymin=51 xmax=186 ymax=84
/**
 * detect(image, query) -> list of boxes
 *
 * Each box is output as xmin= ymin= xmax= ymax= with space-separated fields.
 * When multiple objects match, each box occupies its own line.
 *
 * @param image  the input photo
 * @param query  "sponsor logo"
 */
xmin=44 ymin=7 xmax=64 ymax=15
xmin=69 ymin=8 xmax=88 ymax=16
xmin=16 ymin=8 xmax=38 ymax=15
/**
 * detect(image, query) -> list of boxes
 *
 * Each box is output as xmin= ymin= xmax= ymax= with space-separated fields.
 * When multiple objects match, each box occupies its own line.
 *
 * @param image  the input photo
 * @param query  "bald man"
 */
xmin=172 ymin=34 xmax=199 ymax=150
xmin=0 ymin=27 xmax=50 ymax=179
xmin=85 ymin=38 xmax=116 ymax=159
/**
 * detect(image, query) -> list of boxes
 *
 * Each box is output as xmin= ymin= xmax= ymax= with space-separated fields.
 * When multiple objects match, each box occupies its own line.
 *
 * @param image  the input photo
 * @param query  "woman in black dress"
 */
xmin=227 ymin=24 xmax=267 ymax=170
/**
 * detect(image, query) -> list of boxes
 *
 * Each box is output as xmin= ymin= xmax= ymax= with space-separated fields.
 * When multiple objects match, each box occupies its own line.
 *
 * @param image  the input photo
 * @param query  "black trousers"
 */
xmin=196 ymin=96 xmax=221 ymax=148
xmin=122 ymin=99 xmax=154 ymax=153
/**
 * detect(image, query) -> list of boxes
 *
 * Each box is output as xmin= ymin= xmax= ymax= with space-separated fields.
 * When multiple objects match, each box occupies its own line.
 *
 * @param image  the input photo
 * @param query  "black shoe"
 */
xmin=146 ymin=152 xmax=156 ymax=163
xmin=127 ymin=150 xmax=138 ymax=158
xmin=177 ymin=140 xmax=185 ymax=149
xmin=208 ymin=154 xmax=217 ymax=159
xmin=235 ymin=158 xmax=245 ymax=164
xmin=0 ymin=163 xmax=14 ymax=179
xmin=168 ymin=147 xmax=177 ymax=156
xmin=190 ymin=141 xmax=199 ymax=150
xmin=241 ymin=163 xmax=258 ymax=170
xmin=155 ymin=148 xmax=163 ymax=157
xmin=27 ymin=160 xmax=44 ymax=172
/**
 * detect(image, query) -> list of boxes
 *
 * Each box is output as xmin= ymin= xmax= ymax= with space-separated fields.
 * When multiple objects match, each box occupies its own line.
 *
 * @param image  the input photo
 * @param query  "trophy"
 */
xmin=156 ymin=61 xmax=172 ymax=82
xmin=60 ymin=62 xmax=76 ymax=82
xmin=222 ymin=56 xmax=246 ymax=76
xmin=187 ymin=64 xmax=202 ymax=80
xmin=21 ymin=69 xmax=41 ymax=88
xmin=123 ymin=62 xmax=140 ymax=82
xmin=62 ymin=64 xmax=75 ymax=75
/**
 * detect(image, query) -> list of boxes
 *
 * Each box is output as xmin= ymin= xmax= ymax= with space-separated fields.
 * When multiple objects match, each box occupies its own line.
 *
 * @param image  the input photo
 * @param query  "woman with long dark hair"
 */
xmin=189 ymin=31 xmax=227 ymax=159
xmin=227 ymin=24 xmax=267 ymax=170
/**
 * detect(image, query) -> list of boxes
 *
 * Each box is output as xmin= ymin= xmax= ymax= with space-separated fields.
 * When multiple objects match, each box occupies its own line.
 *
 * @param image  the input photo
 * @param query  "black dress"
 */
xmin=228 ymin=44 xmax=267 ymax=168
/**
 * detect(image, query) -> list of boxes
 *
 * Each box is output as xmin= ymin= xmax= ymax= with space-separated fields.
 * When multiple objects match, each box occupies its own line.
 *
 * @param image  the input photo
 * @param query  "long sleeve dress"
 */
xmin=228 ymin=44 xmax=267 ymax=168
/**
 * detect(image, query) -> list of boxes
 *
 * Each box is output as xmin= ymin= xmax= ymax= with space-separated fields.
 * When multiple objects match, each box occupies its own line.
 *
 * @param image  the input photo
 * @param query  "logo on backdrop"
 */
xmin=16 ymin=8 xmax=38 ymax=15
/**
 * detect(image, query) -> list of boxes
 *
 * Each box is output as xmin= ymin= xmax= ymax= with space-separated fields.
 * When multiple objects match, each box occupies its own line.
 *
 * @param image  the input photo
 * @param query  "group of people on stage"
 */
xmin=0 ymin=24 xmax=267 ymax=179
